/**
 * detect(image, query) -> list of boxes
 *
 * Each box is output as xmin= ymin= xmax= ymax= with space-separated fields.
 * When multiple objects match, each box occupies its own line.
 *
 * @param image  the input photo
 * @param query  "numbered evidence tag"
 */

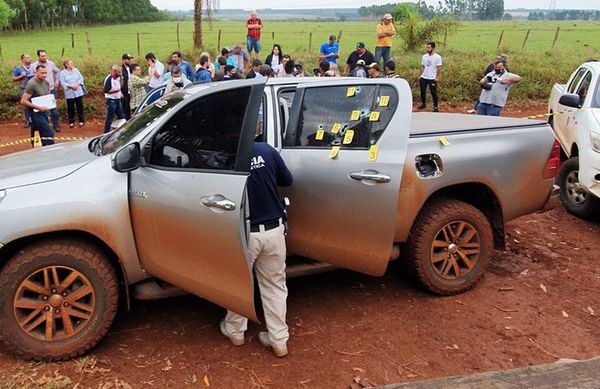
xmin=379 ymin=95 xmax=390 ymax=107
xmin=368 ymin=145 xmax=379 ymax=162
xmin=439 ymin=136 xmax=451 ymax=146
xmin=369 ymin=111 xmax=380 ymax=122
xmin=315 ymin=129 xmax=325 ymax=140
xmin=343 ymin=130 xmax=354 ymax=145
xmin=351 ymin=110 xmax=361 ymax=121
xmin=331 ymin=122 xmax=342 ymax=134
xmin=346 ymin=86 xmax=357 ymax=97
xmin=329 ymin=146 xmax=340 ymax=159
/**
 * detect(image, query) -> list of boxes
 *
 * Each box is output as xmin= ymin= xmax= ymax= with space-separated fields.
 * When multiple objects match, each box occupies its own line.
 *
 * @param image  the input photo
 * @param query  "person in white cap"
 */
xmin=375 ymin=13 xmax=396 ymax=67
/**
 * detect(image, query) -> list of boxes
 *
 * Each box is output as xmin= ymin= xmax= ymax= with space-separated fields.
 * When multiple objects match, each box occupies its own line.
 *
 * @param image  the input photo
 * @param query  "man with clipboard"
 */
xmin=20 ymin=65 xmax=55 ymax=146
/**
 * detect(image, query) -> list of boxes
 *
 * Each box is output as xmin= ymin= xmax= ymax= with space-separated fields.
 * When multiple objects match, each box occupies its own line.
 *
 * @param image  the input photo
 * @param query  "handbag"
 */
xmin=81 ymin=84 xmax=88 ymax=96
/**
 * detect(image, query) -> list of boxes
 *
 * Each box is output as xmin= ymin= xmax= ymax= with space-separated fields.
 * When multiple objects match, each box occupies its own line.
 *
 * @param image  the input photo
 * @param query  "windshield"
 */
xmin=100 ymin=93 xmax=185 ymax=155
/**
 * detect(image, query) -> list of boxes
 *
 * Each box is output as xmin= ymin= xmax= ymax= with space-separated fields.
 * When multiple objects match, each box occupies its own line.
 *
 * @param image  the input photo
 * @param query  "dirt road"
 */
xmin=0 ymin=105 xmax=598 ymax=388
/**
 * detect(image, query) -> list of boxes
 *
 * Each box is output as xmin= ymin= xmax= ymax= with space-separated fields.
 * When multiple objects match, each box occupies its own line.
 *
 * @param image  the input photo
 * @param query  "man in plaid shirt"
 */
xmin=128 ymin=64 xmax=149 ymax=113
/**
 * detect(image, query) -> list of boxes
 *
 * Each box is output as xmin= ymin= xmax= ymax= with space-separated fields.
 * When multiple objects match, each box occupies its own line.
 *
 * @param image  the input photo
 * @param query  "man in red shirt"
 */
xmin=246 ymin=11 xmax=263 ymax=58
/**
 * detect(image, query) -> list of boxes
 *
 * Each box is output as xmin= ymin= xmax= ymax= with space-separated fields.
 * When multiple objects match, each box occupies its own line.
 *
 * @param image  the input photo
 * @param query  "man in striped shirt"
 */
xmin=102 ymin=65 xmax=125 ymax=133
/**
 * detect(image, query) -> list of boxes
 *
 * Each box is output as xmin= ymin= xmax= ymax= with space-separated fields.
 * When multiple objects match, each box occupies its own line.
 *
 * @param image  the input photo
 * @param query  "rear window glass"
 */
xmin=567 ymin=68 xmax=587 ymax=94
xmin=284 ymin=85 xmax=398 ymax=148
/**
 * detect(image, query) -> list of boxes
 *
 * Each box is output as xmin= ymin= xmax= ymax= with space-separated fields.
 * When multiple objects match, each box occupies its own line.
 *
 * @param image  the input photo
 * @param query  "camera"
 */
xmin=174 ymin=82 xmax=184 ymax=88
xmin=313 ymin=68 xmax=320 ymax=76
xmin=486 ymin=75 xmax=494 ymax=83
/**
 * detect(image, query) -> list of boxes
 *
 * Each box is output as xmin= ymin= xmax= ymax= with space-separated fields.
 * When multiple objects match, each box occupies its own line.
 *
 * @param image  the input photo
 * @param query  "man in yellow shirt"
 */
xmin=375 ymin=13 xmax=396 ymax=67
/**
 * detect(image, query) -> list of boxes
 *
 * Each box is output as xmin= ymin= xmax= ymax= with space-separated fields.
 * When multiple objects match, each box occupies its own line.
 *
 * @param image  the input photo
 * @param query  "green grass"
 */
xmin=1 ymin=20 xmax=599 ymax=120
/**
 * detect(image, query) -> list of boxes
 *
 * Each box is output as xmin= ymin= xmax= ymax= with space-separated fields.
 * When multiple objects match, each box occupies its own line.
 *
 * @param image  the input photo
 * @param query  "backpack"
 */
xmin=350 ymin=66 xmax=367 ymax=78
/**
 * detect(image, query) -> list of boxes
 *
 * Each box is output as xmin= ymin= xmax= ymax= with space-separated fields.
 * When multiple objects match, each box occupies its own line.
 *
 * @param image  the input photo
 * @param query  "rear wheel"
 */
xmin=558 ymin=157 xmax=600 ymax=220
xmin=406 ymin=199 xmax=493 ymax=295
xmin=0 ymin=239 xmax=119 ymax=360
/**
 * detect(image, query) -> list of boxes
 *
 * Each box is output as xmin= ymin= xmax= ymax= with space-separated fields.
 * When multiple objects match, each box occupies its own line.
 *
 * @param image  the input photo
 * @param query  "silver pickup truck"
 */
xmin=0 ymin=77 xmax=559 ymax=360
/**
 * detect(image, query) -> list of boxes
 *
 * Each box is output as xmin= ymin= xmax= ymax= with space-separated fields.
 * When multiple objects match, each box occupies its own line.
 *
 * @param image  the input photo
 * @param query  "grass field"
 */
xmin=1 ymin=20 xmax=599 ymax=119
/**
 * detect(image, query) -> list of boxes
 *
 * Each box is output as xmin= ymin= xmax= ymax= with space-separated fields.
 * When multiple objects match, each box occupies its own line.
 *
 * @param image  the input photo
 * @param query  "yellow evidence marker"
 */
xmin=351 ymin=110 xmax=361 ymax=121
xmin=439 ymin=136 xmax=450 ymax=146
xmin=329 ymin=146 xmax=340 ymax=159
xmin=315 ymin=129 xmax=325 ymax=140
xmin=343 ymin=130 xmax=354 ymax=144
xmin=379 ymin=96 xmax=390 ymax=107
xmin=368 ymin=145 xmax=379 ymax=161
xmin=346 ymin=87 xmax=357 ymax=97
xmin=369 ymin=111 xmax=380 ymax=121
xmin=331 ymin=122 xmax=342 ymax=134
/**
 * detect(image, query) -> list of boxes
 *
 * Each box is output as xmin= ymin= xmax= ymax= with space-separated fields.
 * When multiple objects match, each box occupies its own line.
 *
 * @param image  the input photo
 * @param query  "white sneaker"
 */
xmin=219 ymin=320 xmax=244 ymax=346
xmin=258 ymin=332 xmax=288 ymax=357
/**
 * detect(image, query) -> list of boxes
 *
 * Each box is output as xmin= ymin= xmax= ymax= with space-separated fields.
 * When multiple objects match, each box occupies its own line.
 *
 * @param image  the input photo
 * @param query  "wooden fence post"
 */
xmin=176 ymin=23 xmax=181 ymax=50
xmin=61 ymin=47 xmax=65 ymax=58
xmin=521 ymin=29 xmax=531 ymax=50
xmin=217 ymin=29 xmax=222 ymax=50
xmin=137 ymin=33 xmax=141 ymax=58
xmin=271 ymin=31 xmax=275 ymax=41
xmin=551 ymin=27 xmax=560 ymax=50
xmin=71 ymin=33 xmax=75 ymax=49
xmin=308 ymin=32 xmax=312 ymax=53
xmin=85 ymin=32 xmax=92 ymax=56
xmin=337 ymin=30 xmax=342 ymax=44
xmin=443 ymin=29 xmax=448 ymax=48
xmin=0 ymin=45 xmax=3 ymax=61
xmin=496 ymin=30 xmax=504 ymax=50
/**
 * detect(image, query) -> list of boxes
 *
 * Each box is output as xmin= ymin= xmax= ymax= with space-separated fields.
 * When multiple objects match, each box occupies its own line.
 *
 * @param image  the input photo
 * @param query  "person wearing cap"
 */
xmin=246 ymin=11 xmax=263 ymax=57
xmin=344 ymin=42 xmax=375 ymax=76
xmin=231 ymin=42 xmax=250 ymax=74
xmin=375 ymin=14 xmax=396 ymax=68
xmin=319 ymin=35 xmax=340 ymax=65
xmin=120 ymin=53 xmax=133 ymax=119
xmin=385 ymin=60 xmax=400 ymax=78
xmin=246 ymin=59 xmax=263 ymax=79
xmin=350 ymin=59 xmax=368 ymax=78
xmin=222 ymin=64 xmax=237 ymax=81
xmin=368 ymin=63 xmax=381 ymax=78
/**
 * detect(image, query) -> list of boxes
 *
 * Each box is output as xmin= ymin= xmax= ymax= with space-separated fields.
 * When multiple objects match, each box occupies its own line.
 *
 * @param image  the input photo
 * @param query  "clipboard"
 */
xmin=32 ymin=94 xmax=56 ymax=112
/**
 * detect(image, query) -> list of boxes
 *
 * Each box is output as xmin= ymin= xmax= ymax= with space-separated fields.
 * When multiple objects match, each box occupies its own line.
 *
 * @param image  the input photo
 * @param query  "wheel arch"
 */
xmin=0 ymin=230 xmax=130 ymax=310
xmin=421 ymin=183 xmax=505 ymax=250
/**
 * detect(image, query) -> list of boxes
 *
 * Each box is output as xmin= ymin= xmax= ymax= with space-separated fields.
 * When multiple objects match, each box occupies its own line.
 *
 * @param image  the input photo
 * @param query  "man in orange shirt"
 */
xmin=375 ymin=13 xmax=396 ymax=67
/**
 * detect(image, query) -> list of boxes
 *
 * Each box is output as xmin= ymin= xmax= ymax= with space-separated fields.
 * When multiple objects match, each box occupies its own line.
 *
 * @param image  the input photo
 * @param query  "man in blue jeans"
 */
xmin=477 ymin=61 xmax=521 ymax=116
xmin=20 ymin=65 xmax=55 ymax=146
xmin=30 ymin=49 xmax=61 ymax=132
xmin=246 ymin=11 xmax=263 ymax=58
xmin=12 ymin=53 xmax=33 ymax=128
xmin=102 ymin=65 xmax=125 ymax=133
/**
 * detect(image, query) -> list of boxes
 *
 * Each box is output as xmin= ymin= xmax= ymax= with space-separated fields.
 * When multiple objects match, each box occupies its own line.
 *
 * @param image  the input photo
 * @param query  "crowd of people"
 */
xmin=13 ymin=10 xmax=521 ymax=147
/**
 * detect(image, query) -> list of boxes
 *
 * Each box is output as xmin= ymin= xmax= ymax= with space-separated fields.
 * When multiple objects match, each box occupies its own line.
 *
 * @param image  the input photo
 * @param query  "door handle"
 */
xmin=200 ymin=195 xmax=236 ymax=211
xmin=349 ymin=170 xmax=391 ymax=183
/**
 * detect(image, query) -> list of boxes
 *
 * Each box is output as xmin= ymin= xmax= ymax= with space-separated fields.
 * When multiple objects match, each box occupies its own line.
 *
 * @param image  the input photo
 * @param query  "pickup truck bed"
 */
xmin=410 ymin=113 xmax=545 ymax=135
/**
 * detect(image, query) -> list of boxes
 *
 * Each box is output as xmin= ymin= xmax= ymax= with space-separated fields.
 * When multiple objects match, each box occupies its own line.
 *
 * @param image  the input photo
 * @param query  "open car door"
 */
xmin=128 ymin=79 xmax=266 ymax=320
xmin=280 ymin=78 xmax=412 ymax=276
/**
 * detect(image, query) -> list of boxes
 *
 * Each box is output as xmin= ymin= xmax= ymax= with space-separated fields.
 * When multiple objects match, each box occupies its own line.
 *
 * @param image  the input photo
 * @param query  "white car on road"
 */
xmin=548 ymin=60 xmax=600 ymax=219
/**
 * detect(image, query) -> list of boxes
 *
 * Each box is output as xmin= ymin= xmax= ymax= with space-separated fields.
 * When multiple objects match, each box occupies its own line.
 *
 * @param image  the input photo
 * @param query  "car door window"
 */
xmin=575 ymin=72 xmax=593 ymax=104
xmin=567 ymin=68 xmax=587 ymax=94
xmin=277 ymin=88 xmax=296 ymax=139
xmin=149 ymin=87 xmax=251 ymax=171
xmin=284 ymin=85 xmax=398 ymax=149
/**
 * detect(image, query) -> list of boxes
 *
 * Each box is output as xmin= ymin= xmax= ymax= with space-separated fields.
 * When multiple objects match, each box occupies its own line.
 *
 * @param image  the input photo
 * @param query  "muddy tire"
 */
xmin=558 ymin=157 xmax=600 ymax=220
xmin=406 ymin=199 xmax=493 ymax=295
xmin=0 ymin=238 xmax=119 ymax=361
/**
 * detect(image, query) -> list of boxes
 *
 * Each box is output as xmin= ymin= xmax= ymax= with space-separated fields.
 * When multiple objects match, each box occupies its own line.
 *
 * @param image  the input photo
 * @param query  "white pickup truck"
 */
xmin=548 ymin=60 xmax=600 ymax=219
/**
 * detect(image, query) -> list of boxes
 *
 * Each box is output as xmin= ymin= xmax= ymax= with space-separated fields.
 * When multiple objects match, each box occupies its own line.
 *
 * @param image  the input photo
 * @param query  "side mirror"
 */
xmin=111 ymin=118 xmax=127 ymax=130
xmin=559 ymin=93 xmax=581 ymax=109
xmin=112 ymin=143 xmax=141 ymax=173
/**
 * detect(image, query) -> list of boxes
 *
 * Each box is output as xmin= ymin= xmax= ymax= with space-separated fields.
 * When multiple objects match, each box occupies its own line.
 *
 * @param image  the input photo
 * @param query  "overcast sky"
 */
xmin=150 ymin=0 xmax=599 ymax=11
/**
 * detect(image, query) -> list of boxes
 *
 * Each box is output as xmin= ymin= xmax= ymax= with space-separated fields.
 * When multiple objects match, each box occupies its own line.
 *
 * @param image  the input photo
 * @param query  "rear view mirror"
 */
xmin=559 ymin=93 xmax=582 ymax=109
xmin=112 ymin=143 xmax=141 ymax=173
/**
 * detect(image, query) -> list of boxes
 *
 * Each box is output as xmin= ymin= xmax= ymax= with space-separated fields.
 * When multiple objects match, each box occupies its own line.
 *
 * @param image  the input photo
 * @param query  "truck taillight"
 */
xmin=543 ymin=138 xmax=561 ymax=179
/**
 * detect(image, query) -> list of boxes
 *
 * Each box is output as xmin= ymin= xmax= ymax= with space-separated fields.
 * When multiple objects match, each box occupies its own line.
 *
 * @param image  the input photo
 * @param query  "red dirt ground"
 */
xmin=0 ymin=104 xmax=598 ymax=388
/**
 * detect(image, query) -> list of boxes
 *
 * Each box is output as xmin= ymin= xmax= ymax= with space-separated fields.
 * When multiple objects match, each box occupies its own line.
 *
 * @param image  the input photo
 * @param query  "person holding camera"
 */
xmin=477 ymin=61 xmax=521 ymax=116
xmin=165 ymin=65 xmax=191 ymax=95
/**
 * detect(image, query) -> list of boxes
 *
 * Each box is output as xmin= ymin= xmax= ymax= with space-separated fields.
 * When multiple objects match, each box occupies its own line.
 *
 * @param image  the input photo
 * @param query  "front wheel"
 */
xmin=0 ymin=238 xmax=119 ymax=360
xmin=406 ymin=199 xmax=493 ymax=295
xmin=558 ymin=157 xmax=600 ymax=220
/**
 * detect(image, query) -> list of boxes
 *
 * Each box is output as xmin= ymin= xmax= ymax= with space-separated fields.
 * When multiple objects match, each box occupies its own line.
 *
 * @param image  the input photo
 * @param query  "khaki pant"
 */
xmin=224 ymin=224 xmax=289 ymax=348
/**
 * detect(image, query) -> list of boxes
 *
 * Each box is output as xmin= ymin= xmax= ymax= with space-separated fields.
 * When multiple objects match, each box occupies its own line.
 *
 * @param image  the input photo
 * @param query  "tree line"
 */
xmin=0 ymin=0 xmax=168 ymax=30
xmin=528 ymin=10 xmax=600 ymax=21
xmin=358 ymin=0 xmax=505 ymax=21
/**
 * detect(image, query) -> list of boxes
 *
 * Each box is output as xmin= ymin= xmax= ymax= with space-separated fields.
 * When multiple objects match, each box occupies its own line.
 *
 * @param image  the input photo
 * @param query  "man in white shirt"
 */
xmin=418 ymin=42 xmax=442 ymax=112
xmin=145 ymin=52 xmax=164 ymax=91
